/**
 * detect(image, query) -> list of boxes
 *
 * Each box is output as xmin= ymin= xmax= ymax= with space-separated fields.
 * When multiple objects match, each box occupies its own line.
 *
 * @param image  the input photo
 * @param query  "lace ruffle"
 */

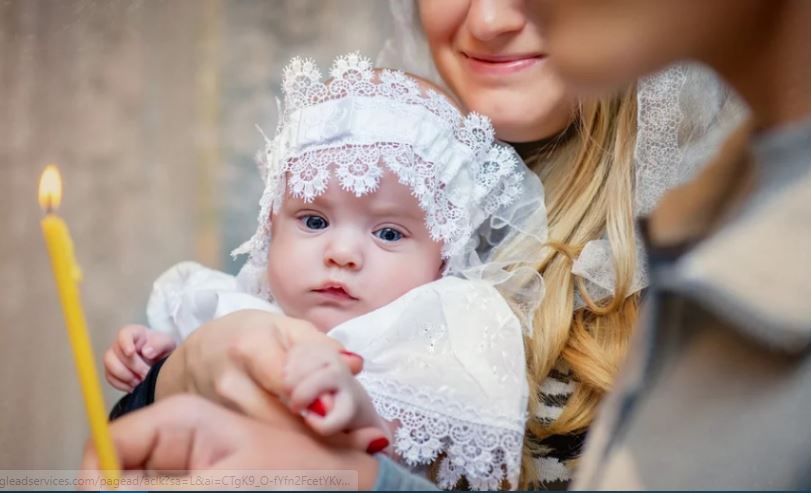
xmin=359 ymin=373 xmax=524 ymax=490
xmin=233 ymin=53 xmax=524 ymax=263
xmin=572 ymin=64 xmax=747 ymax=304
xmin=278 ymin=141 xmax=521 ymax=257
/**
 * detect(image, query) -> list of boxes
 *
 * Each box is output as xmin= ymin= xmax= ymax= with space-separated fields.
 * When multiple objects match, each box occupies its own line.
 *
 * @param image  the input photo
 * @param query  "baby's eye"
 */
xmin=301 ymin=215 xmax=328 ymax=230
xmin=374 ymin=227 xmax=404 ymax=242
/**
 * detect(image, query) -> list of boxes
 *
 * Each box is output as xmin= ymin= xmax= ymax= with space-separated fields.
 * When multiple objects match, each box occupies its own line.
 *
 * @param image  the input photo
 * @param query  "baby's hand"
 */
xmin=104 ymin=324 xmax=176 ymax=392
xmin=283 ymin=343 xmax=391 ymax=454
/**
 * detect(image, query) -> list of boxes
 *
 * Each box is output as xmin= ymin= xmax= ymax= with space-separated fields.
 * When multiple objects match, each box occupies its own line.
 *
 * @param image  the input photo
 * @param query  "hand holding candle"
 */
xmin=38 ymin=165 xmax=121 ymax=482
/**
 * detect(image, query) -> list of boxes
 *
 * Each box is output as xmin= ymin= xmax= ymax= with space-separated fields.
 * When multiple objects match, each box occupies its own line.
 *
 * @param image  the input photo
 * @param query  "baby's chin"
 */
xmin=307 ymin=310 xmax=363 ymax=334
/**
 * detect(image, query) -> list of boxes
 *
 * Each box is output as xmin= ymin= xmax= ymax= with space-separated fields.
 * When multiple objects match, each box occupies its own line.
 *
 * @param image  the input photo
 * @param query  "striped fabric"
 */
xmin=526 ymin=365 xmax=584 ymax=490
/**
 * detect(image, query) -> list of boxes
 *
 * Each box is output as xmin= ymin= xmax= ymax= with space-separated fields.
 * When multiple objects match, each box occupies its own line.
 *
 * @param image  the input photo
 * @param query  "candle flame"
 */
xmin=38 ymin=165 xmax=62 ymax=212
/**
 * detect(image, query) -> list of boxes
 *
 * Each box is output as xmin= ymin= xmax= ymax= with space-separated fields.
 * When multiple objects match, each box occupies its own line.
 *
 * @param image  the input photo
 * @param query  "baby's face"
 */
xmin=267 ymin=170 xmax=444 ymax=332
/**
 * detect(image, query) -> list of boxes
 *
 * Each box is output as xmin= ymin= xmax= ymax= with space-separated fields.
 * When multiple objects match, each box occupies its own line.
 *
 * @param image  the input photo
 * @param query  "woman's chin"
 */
xmin=463 ymin=89 xmax=575 ymax=143
xmin=491 ymin=109 xmax=574 ymax=143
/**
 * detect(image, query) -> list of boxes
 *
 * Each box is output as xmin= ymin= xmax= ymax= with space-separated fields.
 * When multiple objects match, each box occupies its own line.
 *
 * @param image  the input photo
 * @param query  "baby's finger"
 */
xmin=104 ymin=349 xmax=140 ymax=388
xmin=339 ymin=350 xmax=364 ymax=375
xmin=105 ymin=367 xmax=134 ymax=392
xmin=283 ymin=322 xmax=364 ymax=374
xmin=104 ymin=361 xmax=132 ymax=391
xmin=288 ymin=366 xmax=343 ymax=413
xmin=142 ymin=331 xmax=176 ymax=362
xmin=117 ymin=324 xmax=146 ymax=357
xmin=283 ymin=345 xmax=334 ymax=392
xmin=129 ymin=356 xmax=152 ymax=380
xmin=112 ymin=342 xmax=151 ymax=379
xmin=132 ymin=326 xmax=149 ymax=352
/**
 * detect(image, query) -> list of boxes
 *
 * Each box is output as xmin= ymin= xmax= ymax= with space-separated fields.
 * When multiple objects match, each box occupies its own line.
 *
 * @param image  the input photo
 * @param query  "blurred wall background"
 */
xmin=0 ymin=0 xmax=390 ymax=469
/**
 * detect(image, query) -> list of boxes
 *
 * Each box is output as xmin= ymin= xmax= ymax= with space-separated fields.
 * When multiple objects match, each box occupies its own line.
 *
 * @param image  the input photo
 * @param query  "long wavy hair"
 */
xmin=425 ymin=88 xmax=640 ymax=491
xmin=498 ymin=88 xmax=641 ymax=488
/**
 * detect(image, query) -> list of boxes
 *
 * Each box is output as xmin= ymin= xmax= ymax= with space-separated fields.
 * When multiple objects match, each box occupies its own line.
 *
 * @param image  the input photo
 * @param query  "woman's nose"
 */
xmin=466 ymin=0 xmax=527 ymax=42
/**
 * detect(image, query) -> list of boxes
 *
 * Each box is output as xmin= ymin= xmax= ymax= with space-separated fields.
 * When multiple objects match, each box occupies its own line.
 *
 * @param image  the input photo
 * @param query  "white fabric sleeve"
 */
xmin=328 ymin=276 xmax=528 ymax=490
xmin=146 ymin=261 xmax=280 ymax=342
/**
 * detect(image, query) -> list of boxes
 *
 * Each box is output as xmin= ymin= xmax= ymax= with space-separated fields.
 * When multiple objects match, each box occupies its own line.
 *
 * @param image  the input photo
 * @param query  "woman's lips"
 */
xmin=463 ymin=52 xmax=545 ymax=75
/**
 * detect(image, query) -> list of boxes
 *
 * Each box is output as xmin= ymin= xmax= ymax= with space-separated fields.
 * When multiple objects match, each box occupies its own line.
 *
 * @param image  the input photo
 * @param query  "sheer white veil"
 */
xmin=377 ymin=0 xmax=748 ymax=303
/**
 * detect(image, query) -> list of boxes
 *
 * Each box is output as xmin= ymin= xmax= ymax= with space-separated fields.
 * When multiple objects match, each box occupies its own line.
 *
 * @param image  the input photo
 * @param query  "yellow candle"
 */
xmin=38 ymin=165 xmax=121 ymax=483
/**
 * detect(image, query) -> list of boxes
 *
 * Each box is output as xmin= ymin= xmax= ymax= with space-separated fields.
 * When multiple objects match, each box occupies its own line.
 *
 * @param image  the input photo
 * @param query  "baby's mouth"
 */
xmin=312 ymin=283 xmax=358 ymax=301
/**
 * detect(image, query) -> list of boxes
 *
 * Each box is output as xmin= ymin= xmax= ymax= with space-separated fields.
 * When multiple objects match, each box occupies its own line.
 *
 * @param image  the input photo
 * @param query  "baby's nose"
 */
xmin=324 ymin=239 xmax=363 ymax=270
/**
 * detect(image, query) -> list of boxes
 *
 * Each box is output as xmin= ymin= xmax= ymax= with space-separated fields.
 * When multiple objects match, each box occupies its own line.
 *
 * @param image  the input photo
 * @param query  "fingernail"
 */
xmin=143 ymin=346 xmax=155 ymax=358
xmin=307 ymin=397 xmax=328 ymax=417
xmin=366 ymin=437 xmax=389 ymax=454
xmin=339 ymin=350 xmax=363 ymax=362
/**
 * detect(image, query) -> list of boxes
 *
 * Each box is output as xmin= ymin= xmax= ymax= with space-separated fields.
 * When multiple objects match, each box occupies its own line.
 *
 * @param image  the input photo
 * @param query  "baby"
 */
xmin=104 ymin=53 xmax=545 ymax=490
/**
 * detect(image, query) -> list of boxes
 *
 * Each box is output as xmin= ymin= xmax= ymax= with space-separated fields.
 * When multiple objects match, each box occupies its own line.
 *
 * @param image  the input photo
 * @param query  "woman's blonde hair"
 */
xmin=500 ymin=87 xmax=641 ymax=488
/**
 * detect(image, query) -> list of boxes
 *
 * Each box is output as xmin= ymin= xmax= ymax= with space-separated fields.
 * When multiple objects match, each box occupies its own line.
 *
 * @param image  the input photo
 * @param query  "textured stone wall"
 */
xmin=0 ymin=0 xmax=389 ymax=468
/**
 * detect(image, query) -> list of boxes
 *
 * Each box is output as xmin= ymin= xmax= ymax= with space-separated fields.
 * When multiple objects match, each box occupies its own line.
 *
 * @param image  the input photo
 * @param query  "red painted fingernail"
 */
xmin=339 ymin=350 xmax=363 ymax=362
xmin=307 ymin=397 xmax=327 ymax=417
xmin=366 ymin=437 xmax=389 ymax=454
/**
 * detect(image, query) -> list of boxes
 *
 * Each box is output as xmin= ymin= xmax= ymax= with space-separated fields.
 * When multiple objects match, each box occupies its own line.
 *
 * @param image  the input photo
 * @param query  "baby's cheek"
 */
xmin=379 ymin=264 xmax=437 ymax=304
xmin=266 ymin=255 xmax=295 ymax=310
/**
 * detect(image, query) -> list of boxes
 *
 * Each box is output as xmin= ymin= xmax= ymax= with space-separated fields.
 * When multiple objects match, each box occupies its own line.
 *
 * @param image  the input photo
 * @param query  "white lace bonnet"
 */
xmin=233 ymin=52 xmax=547 ymax=318
xmin=378 ymin=0 xmax=748 ymax=303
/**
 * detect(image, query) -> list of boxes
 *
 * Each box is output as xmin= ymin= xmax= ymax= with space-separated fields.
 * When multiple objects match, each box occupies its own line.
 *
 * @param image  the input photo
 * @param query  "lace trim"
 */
xmin=276 ymin=142 xmax=521 ymax=257
xmin=573 ymin=64 xmax=745 ymax=303
xmin=282 ymin=53 xmax=493 ymax=152
xmin=359 ymin=374 xmax=524 ymax=490
xmin=233 ymin=53 xmax=524 ymax=262
xmin=635 ymin=65 xmax=688 ymax=216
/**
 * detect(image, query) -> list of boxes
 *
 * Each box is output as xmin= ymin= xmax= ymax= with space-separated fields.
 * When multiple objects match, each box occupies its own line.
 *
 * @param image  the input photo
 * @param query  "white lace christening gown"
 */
xmin=148 ymin=261 xmax=528 ymax=490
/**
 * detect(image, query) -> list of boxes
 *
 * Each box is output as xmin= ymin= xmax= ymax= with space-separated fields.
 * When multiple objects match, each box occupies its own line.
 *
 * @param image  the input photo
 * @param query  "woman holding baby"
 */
xmin=90 ymin=0 xmax=744 ymax=489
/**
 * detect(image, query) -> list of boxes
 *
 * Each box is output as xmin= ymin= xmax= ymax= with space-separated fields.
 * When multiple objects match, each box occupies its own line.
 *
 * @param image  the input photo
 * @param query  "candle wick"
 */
xmin=45 ymin=196 xmax=54 ymax=214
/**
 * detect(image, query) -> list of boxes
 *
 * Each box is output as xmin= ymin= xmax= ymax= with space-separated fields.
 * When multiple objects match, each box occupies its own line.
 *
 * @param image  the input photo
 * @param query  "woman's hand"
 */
xmin=155 ymin=309 xmax=363 ymax=422
xmin=81 ymin=394 xmax=380 ymax=489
